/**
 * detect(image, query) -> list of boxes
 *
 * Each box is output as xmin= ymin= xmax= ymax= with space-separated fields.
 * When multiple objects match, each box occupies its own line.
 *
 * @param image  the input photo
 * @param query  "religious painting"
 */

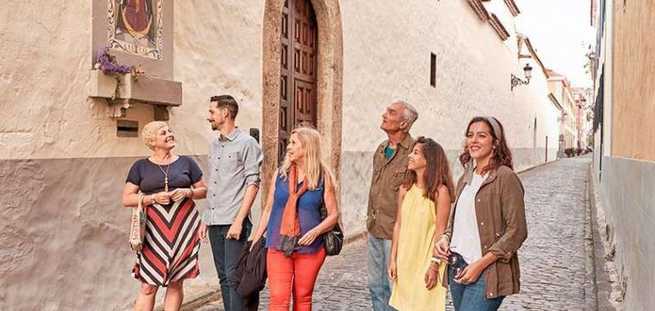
xmin=107 ymin=0 xmax=163 ymax=59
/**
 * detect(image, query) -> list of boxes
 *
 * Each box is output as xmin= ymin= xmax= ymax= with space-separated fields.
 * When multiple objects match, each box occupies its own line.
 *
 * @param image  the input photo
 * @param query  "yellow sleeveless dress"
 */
xmin=389 ymin=185 xmax=447 ymax=311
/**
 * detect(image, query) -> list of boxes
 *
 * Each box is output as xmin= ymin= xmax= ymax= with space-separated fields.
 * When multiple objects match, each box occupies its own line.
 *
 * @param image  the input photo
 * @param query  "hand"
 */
xmin=387 ymin=260 xmax=397 ymax=281
xmin=298 ymin=228 xmax=320 ymax=246
xmin=226 ymin=222 xmax=243 ymax=240
xmin=424 ymin=264 xmax=439 ymax=289
xmin=434 ymin=236 xmax=451 ymax=260
xmin=170 ymin=188 xmax=192 ymax=202
xmin=454 ymin=260 xmax=484 ymax=285
xmin=153 ymin=191 xmax=171 ymax=205
xmin=198 ymin=223 xmax=207 ymax=241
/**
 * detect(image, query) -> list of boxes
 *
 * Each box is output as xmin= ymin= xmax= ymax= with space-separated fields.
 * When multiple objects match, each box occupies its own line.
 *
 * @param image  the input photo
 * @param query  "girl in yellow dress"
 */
xmin=388 ymin=136 xmax=454 ymax=311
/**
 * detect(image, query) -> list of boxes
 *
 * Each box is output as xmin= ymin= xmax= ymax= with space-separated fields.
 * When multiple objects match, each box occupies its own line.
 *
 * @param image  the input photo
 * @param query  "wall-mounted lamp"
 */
xmin=511 ymin=63 xmax=533 ymax=91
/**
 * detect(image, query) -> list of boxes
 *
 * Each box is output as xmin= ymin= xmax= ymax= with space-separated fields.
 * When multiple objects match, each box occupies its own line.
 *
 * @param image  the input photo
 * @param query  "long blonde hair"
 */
xmin=280 ymin=126 xmax=330 ymax=190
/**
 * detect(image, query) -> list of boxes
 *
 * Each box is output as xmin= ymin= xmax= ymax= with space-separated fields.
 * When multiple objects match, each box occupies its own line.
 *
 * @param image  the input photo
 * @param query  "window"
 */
xmin=430 ymin=53 xmax=437 ymax=87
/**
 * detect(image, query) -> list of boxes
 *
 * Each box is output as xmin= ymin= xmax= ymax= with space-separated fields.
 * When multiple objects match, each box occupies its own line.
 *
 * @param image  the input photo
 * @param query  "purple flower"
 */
xmin=96 ymin=48 xmax=133 ymax=75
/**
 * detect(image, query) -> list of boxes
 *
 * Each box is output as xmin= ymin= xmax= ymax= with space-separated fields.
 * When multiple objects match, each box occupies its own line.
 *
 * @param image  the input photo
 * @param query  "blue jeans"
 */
xmin=367 ymin=236 xmax=397 ymax=311
xmin=449 ymin=265 xmax=504 ymax=311
xmin=208 ymin=219 xmax=253 ymax=311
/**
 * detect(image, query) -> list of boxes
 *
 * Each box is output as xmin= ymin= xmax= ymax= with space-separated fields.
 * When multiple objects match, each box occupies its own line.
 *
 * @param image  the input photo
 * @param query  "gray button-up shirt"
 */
xmin=204 ymin=128 xmax=263 ymax=225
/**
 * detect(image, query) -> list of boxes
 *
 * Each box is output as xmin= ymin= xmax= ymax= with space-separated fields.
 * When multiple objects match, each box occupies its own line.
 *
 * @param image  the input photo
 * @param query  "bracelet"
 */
xmin=187 ymin=188 xmax=193 ymax=198
xmin=136 ymin=192 xmax=144 ymax=207
xmin=430 ymin=256 xmax=441 ymax=264
xmin=434 ymin=234 xmax=449 ymax=247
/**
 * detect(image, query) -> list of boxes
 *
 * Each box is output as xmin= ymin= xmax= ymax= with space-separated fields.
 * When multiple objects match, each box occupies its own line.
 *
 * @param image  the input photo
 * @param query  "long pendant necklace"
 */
xmin=157 ymin=163 xmax=171 ymax=192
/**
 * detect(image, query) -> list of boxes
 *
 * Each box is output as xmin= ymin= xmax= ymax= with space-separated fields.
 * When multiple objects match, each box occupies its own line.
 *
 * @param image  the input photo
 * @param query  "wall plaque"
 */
xmin=92 ymin=0 xmax=174 ymax=79
xmin=108 ymin=0 xmax=163 ymax=60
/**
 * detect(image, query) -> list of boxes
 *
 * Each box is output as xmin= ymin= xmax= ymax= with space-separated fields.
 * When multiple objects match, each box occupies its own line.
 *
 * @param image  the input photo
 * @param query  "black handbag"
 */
xmin=231 ymin=238 xmax=267 ymax=297
xmin=320 ymin=200 xmax=344 ymax=256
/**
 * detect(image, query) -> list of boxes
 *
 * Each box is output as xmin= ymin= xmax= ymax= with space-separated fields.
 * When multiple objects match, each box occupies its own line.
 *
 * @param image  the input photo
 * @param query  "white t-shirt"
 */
xmin=450 ymin=172 xmax=487 ymax=264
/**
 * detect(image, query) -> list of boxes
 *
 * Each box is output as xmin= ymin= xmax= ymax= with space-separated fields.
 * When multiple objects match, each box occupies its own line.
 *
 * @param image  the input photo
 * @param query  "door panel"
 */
xmin=279 ymin=0 xmax=318 ymax=163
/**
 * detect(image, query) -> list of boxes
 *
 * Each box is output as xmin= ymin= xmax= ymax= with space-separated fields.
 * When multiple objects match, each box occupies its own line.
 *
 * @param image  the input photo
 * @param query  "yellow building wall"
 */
xmin=611 ymin=1 xmax=655 ymax=161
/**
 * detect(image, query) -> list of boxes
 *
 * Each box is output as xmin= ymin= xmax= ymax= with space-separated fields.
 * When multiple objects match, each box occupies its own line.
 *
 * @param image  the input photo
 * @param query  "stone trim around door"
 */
xmin=261 ymin=0 xmax=344 ymax=197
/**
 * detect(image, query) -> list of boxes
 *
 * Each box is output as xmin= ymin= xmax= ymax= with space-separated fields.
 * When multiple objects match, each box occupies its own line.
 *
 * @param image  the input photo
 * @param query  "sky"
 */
xmin=515 ymin=0 xmax=596 ymax=88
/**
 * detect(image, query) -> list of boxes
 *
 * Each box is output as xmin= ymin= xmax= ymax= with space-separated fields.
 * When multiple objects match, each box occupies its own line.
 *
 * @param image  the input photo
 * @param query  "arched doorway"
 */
xmin=279 ymin=0 xmax=319 ymax=162
xmin=262 ymin=0 xmax=343 ymax=193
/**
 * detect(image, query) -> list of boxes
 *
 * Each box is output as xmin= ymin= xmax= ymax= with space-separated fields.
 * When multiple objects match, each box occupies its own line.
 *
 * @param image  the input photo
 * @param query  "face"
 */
xmin=207 ymin=102 xmax=228 ymax=130
xmin=286 ymin=133 xmax=304 ymax=163
xmin=466 ymin=121 xmax=494 ymax=161
xmin=152 ymin=126 xmax=175 ymax=150
xmin=407 ymin=143 xmax=427 ymax=171
xmin=380 ymin=102 xmax=407 ymax=133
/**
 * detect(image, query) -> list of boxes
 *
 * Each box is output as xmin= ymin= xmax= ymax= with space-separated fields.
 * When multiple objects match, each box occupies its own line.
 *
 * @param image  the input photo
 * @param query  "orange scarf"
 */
xmin=279 ymin=165 xmax=309 ymax=256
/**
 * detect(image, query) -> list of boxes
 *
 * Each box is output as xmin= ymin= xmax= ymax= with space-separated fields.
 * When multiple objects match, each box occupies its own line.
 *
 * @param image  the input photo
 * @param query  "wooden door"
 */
xmin=279 ymin=0 xmax=318 ymax=162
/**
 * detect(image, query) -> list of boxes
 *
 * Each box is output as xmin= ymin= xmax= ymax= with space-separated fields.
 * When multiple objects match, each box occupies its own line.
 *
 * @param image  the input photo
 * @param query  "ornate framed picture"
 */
xmin=92 ymin=0 xmax=173 ymax=79
xmin=108 ymin=0 xmax=163 ymax=59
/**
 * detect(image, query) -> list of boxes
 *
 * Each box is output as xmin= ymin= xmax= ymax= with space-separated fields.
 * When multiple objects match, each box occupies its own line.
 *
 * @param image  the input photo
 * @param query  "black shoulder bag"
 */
xmin=320 ymin=202 xmax=343 ymax=256
xmin=319 ymin=173 xmax=344 ymax=256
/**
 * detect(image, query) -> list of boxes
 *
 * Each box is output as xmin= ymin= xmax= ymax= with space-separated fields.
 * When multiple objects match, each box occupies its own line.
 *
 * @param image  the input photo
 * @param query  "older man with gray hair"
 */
xmin=367 ymin=100 xmax=418 ymax=311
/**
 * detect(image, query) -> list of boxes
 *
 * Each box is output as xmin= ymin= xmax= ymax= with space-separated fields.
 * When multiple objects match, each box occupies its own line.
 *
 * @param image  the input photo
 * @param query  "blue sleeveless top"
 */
xmin=266 ymin=173 xmax=324 ymax=254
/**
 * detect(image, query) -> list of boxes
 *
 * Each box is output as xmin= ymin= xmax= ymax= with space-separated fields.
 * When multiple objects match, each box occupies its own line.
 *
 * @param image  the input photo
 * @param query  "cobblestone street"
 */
xmin=194 ymin=157 xmax=594 ymax=310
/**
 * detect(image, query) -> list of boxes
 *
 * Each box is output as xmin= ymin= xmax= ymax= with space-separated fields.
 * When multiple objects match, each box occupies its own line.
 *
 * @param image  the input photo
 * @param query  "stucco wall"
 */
xmin=0 ymin=1 xmax=263 ymax=161
xmin=1 ymin=0 xmax=561 ymax=309
xmin=599 ymin=156 xmax=655 ymax=311
xmin=592 ymin=2 xmax=655 ymax=310
xmin=0 ymin=1 xmax=265 ymax=309
xmin=338 ymin=0 xmax=560 ymax=235
xmin=610 ymin=1 xmax=655 ymax=161
xmin=0 ymin=157 xmax=220 ymax=311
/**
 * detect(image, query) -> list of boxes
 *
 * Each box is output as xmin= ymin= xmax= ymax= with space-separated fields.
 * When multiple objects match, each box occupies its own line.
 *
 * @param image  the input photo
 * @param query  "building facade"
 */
xmin=572 ymin=87 xmax=594 ymax=149
xmin=0 ymin=0 xmax=560 ymax=309
xmin=547 ymin=71 xmax=579 ymax=157
xmin=591 ymin=0 xmax=655 ymax=309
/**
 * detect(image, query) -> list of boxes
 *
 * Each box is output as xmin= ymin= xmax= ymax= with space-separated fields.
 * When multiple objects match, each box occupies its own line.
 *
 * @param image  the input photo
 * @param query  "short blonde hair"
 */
xmin=141 ymin=121 xmax=168 ymax=150
xmin=280 ymin=126 xmax=332 ymax=190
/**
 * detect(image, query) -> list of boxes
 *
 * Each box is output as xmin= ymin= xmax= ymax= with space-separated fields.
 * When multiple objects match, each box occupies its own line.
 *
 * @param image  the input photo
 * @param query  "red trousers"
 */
xmin=267 ymin=248 xmax=327 ymax=311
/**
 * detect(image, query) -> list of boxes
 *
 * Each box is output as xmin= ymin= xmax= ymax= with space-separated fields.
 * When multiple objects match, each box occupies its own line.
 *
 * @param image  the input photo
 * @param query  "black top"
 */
xmin=126 ymin=156 xmax=203 ymax=194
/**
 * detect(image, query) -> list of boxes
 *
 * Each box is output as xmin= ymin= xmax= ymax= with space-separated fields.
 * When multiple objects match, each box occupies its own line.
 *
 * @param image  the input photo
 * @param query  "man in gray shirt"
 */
xmin=200 ymin=95 xmax=263 ymax=311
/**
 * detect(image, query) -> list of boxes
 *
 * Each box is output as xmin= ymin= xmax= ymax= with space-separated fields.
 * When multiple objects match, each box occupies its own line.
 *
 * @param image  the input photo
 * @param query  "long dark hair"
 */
xmin=458 ymin=116 xmax=513 ymax=174
xmin=404 ymin=137 xmax=455 ymax=203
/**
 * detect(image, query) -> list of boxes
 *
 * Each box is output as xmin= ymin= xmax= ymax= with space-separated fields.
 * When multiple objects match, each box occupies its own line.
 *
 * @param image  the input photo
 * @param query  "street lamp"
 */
xmin=511 ymin=63 xmax=533 ymax=91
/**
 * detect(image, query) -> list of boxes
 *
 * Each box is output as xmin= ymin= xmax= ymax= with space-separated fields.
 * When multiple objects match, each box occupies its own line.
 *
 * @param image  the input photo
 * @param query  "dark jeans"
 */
xmin=208 ymin=219 xmax=255 ymax=311
xmin=449 ymin=264 xmax=505 ymax=311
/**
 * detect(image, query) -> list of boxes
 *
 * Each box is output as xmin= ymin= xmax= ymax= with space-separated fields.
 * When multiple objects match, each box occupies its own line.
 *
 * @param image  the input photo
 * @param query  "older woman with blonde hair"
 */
xmin=122 ymin=121 xmax=207 ymax=311
xmin=251 ymin=126 xmax=339 ymax=311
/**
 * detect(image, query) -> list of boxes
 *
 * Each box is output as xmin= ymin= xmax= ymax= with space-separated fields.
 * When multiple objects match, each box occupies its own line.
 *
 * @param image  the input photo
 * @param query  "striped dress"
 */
xmin=126 ymin=156 xmax=203 ymax=286
xmin=132 ymin=198 xmax=201 ymax=286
